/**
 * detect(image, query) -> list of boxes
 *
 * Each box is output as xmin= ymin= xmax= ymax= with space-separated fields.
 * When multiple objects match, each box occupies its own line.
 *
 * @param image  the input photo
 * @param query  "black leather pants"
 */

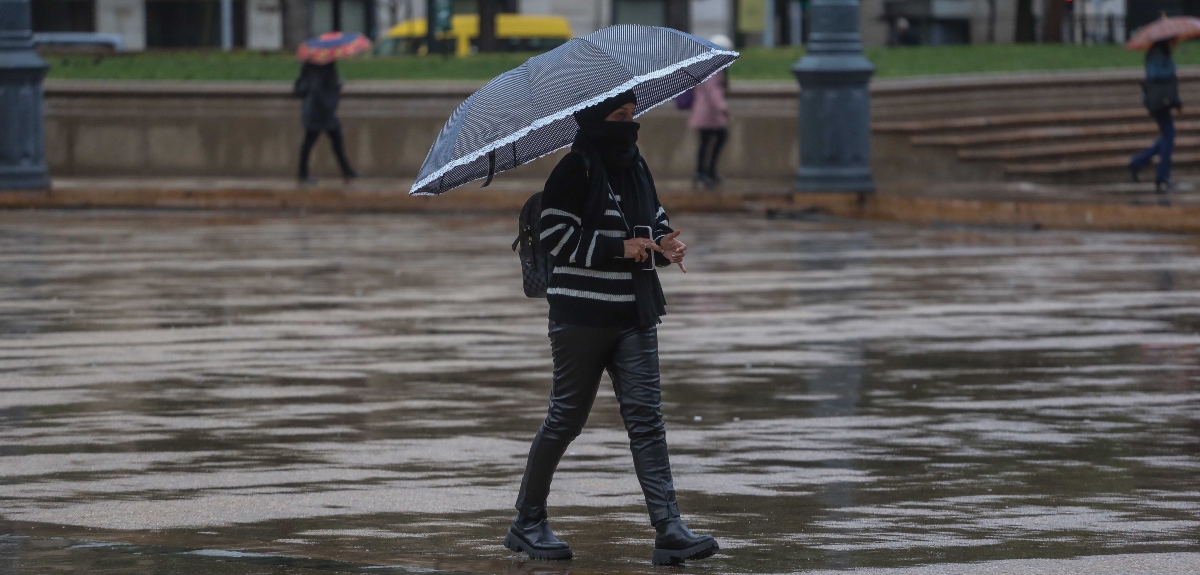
xmin=515 ymin=321 xmax=680 ymax=525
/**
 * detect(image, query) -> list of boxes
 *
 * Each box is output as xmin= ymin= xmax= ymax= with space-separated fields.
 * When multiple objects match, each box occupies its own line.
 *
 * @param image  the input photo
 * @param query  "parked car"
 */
xmin=377 ymin=14 xmax=573 ymax=57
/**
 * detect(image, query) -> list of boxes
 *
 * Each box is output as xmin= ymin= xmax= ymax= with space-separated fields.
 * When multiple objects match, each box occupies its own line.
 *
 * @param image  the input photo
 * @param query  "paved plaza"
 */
xmin=1 ymin=211 xmax=1199 ymax=574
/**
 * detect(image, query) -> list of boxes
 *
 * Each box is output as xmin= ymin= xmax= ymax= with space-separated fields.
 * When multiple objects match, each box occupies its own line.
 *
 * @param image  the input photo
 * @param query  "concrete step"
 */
xmin=960 ymin=137 xmax=1200 ymax=161
xmin=913 ymin=121 xmax=1200 ymax=147
xmin=875 ymin=108 xmax=1163 ymax=134
xmin=1006 ymin=152 xmax=1200 ymax=175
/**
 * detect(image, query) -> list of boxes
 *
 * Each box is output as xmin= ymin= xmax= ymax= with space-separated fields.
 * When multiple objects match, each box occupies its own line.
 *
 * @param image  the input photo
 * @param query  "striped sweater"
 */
xmin=540 ymin=151 xmax=673 ymax=327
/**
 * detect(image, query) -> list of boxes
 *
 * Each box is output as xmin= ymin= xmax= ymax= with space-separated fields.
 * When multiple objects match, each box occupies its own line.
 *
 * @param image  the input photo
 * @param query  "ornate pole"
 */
xmin=792 ymin=0 xmax=874 ymax=193
xmin=0 ymin=0 xmax=50 ymax=190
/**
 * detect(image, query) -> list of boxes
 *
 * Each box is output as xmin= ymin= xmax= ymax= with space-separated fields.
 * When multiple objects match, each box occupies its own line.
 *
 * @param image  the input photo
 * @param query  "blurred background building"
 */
xmin=24 ymin=0 xmax=1189 ymax=51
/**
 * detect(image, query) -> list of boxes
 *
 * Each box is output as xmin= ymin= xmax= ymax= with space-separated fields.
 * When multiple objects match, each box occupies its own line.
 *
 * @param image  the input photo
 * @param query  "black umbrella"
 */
xmin=410 ymin=24 xmax=739 ymax=196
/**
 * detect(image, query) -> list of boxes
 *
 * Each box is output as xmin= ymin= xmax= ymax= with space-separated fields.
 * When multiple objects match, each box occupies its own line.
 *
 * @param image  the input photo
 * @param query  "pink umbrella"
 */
xmin=1126 ymin=15 xmax=1200 ymax=51
xmin=297 ymin=32 xmax=372 ymax=65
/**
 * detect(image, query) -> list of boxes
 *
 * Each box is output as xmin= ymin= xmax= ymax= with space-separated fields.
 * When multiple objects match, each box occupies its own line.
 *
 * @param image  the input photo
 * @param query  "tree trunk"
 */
xmin=280 ymin=0 xmax=309 ymax=49
xmin=987 ymin=0 xmax=997 ymax=42
xmin=1015 ymin=0 xmax=1034 ymax=42
xmin=1042 ymin=0 xmax=1063 ymax=42
xmin=478 ymin=0 xmax=496 ymax=52
xmin=665 ymin=0 xmax=690 ymax=32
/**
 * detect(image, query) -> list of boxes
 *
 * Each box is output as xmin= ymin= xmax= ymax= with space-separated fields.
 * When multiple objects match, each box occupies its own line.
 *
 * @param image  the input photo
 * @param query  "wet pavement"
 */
xmin=1 ymin=210 xmax=1198 ymax=574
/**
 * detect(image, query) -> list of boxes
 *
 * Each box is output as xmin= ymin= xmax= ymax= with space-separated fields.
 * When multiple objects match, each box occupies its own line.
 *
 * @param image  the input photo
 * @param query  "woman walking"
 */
xmin=689 ymin=34 xmax=733 ymax=189
xmin=1130 ymin=39 xmax=1182 ymax=200
xmin=504 ymin=91 xmax=718 ymax=566
xmin=295 ymin=61 xmax=358 ymax=183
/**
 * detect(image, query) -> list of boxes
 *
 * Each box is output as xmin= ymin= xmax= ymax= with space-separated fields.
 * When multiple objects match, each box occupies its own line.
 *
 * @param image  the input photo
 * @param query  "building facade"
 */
xmin=29 ymin=0 xmax=1151 ymax=51
xmin=30 ymin=0 xmax=732 ymax=50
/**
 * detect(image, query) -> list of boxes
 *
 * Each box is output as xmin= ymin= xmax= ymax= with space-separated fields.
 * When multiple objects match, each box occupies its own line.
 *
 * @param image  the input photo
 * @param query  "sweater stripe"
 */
xmin=554 ymin=266 xmax=633 ymax=280
xmin=542 ymin=208 xmax=581 ymax=224
xmin=547 ymin=287 xmax=637 ymax=302
xmin=586 ymin=230 xmax=600 ymax=267
xmin=550 ymin=227 xmax=576 ymax=257
xmin=540 ymin=223 xmax=567 ymax=240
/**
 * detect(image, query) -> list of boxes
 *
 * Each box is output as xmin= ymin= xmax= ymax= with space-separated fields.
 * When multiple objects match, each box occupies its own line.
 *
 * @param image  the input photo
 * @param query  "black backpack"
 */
xmin=512 ymin=155 xmax=591 ymax=298
xmin=512 ymin=192 xmax=553 ymax=298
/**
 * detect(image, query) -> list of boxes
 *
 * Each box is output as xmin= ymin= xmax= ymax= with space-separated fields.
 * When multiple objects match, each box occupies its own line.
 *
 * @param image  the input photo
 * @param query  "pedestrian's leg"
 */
xmin=607 ymin=326 xmax=717 ymax=565
xmin=298 ymin=129 xmax=320 ymax=179
xmin=326 ymin=128 xmax=357 ymax=178
xmin=606 ymin=326 xmax=676 ymax=524
xmin=707 ymin=129 xmax=727 ymax=182
xmin=508 ymin=323 xmax=615 ymax=560
xmin=695 ymin=130 xmax=713 ymax=187
xmin=1156 ymin=111 xmax=1175 ymax=185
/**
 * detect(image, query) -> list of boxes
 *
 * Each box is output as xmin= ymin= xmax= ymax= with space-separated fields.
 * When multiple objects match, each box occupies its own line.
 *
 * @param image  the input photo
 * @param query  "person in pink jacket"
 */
xmin=689 ymin=34 xmax=732 ymax=189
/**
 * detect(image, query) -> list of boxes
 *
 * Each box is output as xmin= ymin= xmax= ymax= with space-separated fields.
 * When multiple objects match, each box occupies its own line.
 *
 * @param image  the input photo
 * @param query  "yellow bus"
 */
xmin=377 ymin=14 xmax=573 ymax=57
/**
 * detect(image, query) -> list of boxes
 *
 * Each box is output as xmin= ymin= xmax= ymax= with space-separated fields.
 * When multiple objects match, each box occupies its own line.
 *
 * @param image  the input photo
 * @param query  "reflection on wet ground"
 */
xmin=0 ymin=211 xmax=1198 ymax=574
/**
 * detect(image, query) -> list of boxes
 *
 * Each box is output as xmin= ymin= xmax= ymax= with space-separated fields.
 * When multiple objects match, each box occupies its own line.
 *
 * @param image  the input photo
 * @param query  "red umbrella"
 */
xmin=296 ymin=32 xmax=372 ymax=65
xmin=1126 ymin=15 xmax=1200 ymax=51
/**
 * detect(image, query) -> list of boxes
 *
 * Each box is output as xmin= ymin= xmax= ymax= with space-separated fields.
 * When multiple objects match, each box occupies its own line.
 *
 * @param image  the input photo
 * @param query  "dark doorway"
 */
xmin=310 ymin=0 xmax=376 ymax=35
xmin=145 ymin=0 xmax=246 ymax=47
xmin=1015 ymin=0 xmax=1034 ymax=42
xmin=32 ymin=0 xmax=95 ymax=32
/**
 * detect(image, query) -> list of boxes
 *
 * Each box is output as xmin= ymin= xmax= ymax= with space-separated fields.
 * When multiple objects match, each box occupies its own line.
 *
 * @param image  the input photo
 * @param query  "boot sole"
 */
xmin=652 ymin=539 xmax=719 ymax=565
xmin=504 ymin=530 xmax=573 ymax=561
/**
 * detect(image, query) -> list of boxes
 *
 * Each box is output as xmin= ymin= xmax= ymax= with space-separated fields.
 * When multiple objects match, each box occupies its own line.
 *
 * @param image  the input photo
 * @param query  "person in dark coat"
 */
xmin=1130 ymin=39 xmax=1182 ymax=202
xmin=295 ymin=62 xmax=358 ymax=183
xmin=503 ymin=91 xmax=718 ymax=566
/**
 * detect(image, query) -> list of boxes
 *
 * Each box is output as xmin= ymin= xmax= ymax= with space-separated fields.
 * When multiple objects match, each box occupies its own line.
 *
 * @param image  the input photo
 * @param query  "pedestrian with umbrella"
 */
xmin=409 ymin=25 xmax=737 ymax=565
xmin=1127 ymin=15 xmax=1198 ymax=201
xmin=294 ymin=32 xmax=370 ymax=184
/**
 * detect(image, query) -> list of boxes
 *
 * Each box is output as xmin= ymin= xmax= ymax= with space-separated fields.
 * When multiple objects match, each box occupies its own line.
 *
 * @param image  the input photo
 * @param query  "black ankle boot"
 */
xmin=504 ymin=513 xmax=572 ymax=560
xmin=651 ymin=517 xmax=718 ymax=565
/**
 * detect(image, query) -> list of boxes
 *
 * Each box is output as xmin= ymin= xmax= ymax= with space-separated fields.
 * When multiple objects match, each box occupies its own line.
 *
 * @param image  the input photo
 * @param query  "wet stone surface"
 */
xmin=0 ymin=211 xmax=1198 ymax=574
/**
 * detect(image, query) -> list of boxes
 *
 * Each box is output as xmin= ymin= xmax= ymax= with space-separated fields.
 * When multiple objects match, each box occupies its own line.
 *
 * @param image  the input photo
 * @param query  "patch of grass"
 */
xmin=44 ymin=50 xmax=534 ymax=81
xmin=42 ymin=43 xmax=1200 ymax=82
xmin=735 ymin=43 xmax=1200 ymax=79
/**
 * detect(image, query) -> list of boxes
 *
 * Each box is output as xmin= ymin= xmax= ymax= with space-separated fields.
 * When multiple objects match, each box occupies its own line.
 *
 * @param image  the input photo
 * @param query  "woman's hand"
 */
xmin=660 ymin=230 xmax=688 ymax=273
xmin=623 ymin=238 xmax=663 ymax=262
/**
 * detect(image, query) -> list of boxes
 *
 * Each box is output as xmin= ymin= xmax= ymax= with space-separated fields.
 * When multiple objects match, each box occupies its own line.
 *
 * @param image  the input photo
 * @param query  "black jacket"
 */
xmin=538 ymin=149 xmax=673 ymax=328
xmin=296 ymin=63 xmax=343 ymax=131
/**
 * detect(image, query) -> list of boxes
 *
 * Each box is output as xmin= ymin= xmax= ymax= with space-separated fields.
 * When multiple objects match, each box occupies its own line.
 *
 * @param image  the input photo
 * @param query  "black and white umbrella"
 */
xmin=409 ymin=25 xmax=739 ymax=196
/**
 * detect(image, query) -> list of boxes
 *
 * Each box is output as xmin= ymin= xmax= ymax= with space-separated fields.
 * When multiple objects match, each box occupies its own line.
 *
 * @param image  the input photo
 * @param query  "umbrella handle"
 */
xmin=482 ymin=150 xmax=496 ymax=188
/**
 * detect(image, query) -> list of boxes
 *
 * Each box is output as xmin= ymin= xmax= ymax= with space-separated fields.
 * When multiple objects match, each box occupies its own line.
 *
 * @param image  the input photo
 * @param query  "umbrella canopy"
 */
xmin=410 ymin=25 xmax=739 ymax=196
xmin=297 ymin=32 xmax=372 ymax=64
xmin=1126 ymin=15 xmax=1200 ymax=50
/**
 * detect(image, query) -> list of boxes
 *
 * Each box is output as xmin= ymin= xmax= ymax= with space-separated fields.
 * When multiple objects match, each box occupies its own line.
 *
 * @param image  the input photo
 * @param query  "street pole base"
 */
xmin=795 ymin=169 xmax=875 ymax=194
xmin=0 ymin=166 xmax=51 ymax=191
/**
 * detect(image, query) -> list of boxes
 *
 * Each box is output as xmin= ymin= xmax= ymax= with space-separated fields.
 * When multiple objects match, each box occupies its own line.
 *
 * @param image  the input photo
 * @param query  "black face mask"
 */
xmin=577 ymin=121 xmax=641 ymax=170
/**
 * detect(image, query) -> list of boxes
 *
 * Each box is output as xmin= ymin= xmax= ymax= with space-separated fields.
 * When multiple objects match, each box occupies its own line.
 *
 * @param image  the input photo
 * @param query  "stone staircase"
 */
xmin=875 ymin=108 xmax=1199 ymax=185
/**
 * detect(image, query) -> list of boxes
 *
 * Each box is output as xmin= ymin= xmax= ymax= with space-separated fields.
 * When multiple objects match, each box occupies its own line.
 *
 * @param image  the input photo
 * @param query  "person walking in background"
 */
xmin=1130 ymin=39 xmax=1182 ymax=202
xmin=689 ymin=34 xmax=733 ymax=190
xmin=294 ymin=61 xmax=358 ymax=184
